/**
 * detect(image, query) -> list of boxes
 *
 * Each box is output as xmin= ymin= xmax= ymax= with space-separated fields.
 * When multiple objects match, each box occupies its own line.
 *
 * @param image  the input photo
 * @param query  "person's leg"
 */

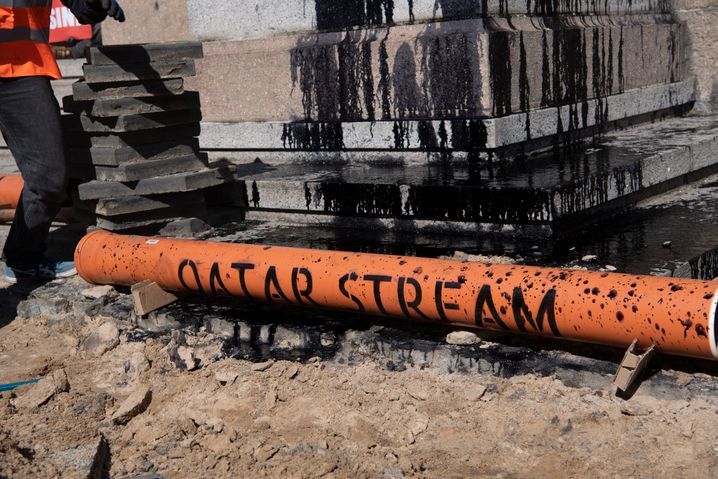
xmin=0 ymin=76 xmax=68 ymax=270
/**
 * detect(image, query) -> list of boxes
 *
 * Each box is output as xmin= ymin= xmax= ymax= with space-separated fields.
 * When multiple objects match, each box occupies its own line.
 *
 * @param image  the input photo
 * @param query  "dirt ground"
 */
xmin=1 ymin=275 xmax=718 ymax=479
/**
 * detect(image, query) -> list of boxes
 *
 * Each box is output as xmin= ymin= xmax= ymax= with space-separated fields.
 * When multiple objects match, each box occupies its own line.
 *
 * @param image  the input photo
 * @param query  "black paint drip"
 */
xmin=489 ymin=29 xmax=512 ymax=117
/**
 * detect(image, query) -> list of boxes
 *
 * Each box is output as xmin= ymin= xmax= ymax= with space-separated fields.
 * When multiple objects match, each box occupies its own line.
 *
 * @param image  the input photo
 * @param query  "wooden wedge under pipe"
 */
xmin=75 ymin=230 xmax=718 ymax=360
xmin=0 ymin=175 xmax=23 ymax=210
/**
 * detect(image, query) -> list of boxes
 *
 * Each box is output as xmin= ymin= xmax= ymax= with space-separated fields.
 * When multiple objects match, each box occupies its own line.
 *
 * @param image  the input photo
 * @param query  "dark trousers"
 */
xmin=0 ymin=76 xmax=68 ymax=269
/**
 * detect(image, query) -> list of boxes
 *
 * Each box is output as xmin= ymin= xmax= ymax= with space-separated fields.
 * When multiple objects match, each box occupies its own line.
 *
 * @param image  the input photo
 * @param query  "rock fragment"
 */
xmin=407 ymin=385 xmax=429 ymax=401
xmin=112 ymin=386 xmax=152 ymax=425
xmin=214 ymin=369 xmax=239 ymax=386
xmin=52 ymin=435 xmax=110 ymax=479
xmin=128 ymin=351 xmax=151 ymax=378
xmin=204 ymin=317 xmax=236 ymax=339
xmin=464 ymin=384 xmax=488 ymax=401
xmin=285 ymin=364 xmax=300 ymax=379
xmin=81 ymin=285 xmax=115 ymax=300
xmin=410 ymin=415 xmax=429 ymax=437
xmin=446 ymin=331 xmax=481 ymax=345
xmin=14 ymin=369 xmax=70 ymax=410
xmin=581 ymin=255 xmax=598 ymax=263
xmin=16 ymin=297 xmax=70 ymax=319
xmin=135 ymin=311 xmax=182 ymax=333
xmin=176 ymin=346 xmax=199 ymax=371
xmin=253 ymin=444 xmax=279 ymax=462
xmin=83 ymin=322 xmax=120 ymax=357
xmin=251 ymin=360 xmax=274 ymax=372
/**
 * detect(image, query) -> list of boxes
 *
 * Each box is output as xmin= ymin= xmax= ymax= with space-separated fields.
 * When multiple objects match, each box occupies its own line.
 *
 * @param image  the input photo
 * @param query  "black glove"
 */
xmin=87 ymin=0 xmax=125 ymax=22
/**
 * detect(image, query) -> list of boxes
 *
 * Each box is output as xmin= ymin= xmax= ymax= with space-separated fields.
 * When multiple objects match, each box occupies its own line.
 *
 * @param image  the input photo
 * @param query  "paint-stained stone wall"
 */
xmin=185 ymin=15 xmax=685 ymax=123
xmin=674 ymin=0 xmax=718 ymax=112
xmin=101 ymin=0 xmax=190 ymax=45
xmin=187 ymin=0 xmax=672 ymax=41
xmin=95 ymin=0 xmax=713 ymax=120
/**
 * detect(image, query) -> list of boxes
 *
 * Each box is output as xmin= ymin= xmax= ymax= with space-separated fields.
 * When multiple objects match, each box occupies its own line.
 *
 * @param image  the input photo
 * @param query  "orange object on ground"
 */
xmin=75 ymin=230 xmax=718 ymax=360
xmin=0 ymin=175 xmax=24 ymax=209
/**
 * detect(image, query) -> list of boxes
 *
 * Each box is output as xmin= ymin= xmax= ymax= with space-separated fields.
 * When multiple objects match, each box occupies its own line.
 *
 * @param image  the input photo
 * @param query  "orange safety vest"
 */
xmin=0 ymin=0 xmax=61 ymax=79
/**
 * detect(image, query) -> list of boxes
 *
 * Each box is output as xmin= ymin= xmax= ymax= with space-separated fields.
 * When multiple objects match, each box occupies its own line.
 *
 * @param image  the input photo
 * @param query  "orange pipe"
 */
xmin=0 ymin=175 xmax=23 ymax=210
xmin=75 ymin=230 xmax=718 ymax=360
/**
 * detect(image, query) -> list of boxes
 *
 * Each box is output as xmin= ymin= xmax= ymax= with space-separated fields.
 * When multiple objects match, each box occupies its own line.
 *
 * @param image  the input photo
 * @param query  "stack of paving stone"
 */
xmin=62 ymin=42 xmax=241 ymax=233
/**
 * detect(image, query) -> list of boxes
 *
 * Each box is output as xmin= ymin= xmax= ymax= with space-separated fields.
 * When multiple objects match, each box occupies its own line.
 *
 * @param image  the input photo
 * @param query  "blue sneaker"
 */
xmin=3 ymin=259 xmax=77 ymax=284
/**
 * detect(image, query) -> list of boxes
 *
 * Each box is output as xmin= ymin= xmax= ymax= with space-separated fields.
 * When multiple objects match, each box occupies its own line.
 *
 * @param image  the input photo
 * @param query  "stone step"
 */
xmin=86 ymin=41 xmax=204 ymax=66
xmin=235 ymin=116 xmax=718 ymax=234
xmin=187 ymin=14 xmax=685 ymax=123
xmin=199 ymin=81 xmax=693 ymax=156
xmin=223 ymin=173 xmax=718 ymax=281
xmin=188 ymin=0 xmax=670 ymax=42
xmin=63 ymin=91 xmax=201 ymax=118
xmin=82 ymin=61 xmax=197 ymax=84
xmin=243 ymin=210 xmax=553 ymax=240
xmin=560 ymin=175 xmax=718 ymax=280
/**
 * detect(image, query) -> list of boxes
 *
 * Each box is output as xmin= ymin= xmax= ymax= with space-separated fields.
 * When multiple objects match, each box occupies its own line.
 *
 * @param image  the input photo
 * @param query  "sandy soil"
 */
xmin=1 ymin=276 xmax=718 ymax=479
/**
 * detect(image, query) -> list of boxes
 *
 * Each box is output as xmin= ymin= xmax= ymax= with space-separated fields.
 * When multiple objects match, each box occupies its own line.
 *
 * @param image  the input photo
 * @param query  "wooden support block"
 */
xmin=614 ymin=340 xmax=656 ymax=394
xmin=131 ymin=280 xmax=185 ymax=316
